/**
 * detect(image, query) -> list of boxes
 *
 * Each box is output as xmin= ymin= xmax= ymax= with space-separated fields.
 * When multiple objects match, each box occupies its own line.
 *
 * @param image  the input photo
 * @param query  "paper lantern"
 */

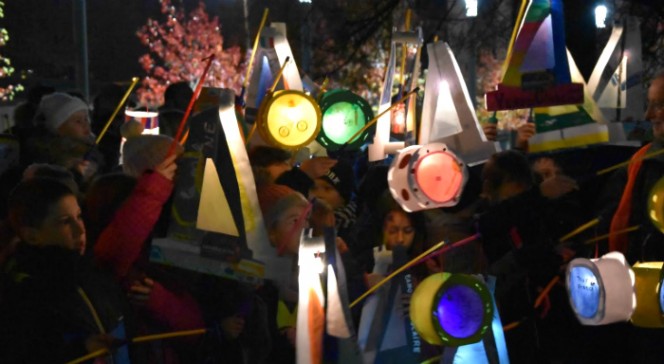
xmin=388 ymin=143 xmax=467 ymax=212
xmin=124 ymin=110 xmax=159 ymax=134
xmin=317 ymin=89 xmax=374 ymax=151
xmin=257 ymin=90 xmax=321 ymax=150
xmin=648 ymin=176 xmax=664 ymax=234
xmin=410 ymin=273 xmax=493 ymax=346
xmin=631 ymin=262 xmax=664 ymax=328
xmin=566 ymin=252 xmax=636 ymax=325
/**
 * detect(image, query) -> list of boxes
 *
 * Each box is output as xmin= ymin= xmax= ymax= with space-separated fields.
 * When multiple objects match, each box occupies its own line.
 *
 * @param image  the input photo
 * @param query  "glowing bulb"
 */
xmin=465 ymin=0 xmax=478 ymax=17
xmin=595 ymin=5 xmax=608 ymax=29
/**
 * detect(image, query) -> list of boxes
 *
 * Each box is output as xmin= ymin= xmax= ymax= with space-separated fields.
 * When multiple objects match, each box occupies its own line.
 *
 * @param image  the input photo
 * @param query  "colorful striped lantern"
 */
xmin=566 ymin=252 xmax=636 ymax=325
xmin=257 ymin=90 xmax=321 ymax=150
xmin=410 ymin=273 xmax=494 ymax=347
xmin=317 ymin=89 xmax=374 ymax=151
xmin=631 ymin=262 xmax=664 ymax=328
xmin=125 ymin=109 xmax=159 ymax=135
xmin=388 ymin=143 xmax=467 ymax=212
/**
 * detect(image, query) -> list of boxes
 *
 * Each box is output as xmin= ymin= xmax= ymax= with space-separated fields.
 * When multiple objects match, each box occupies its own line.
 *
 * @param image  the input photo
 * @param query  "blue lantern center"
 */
xmin=569 ymin=266 xmax=601 ymax=318
xmin=659 ymin=277 xmax=664 ymax=314
xmin=435 ymin=284 xmax=484 ymax=339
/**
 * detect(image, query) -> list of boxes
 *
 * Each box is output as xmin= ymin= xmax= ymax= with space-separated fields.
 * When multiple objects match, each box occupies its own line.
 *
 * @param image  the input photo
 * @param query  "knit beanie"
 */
xmin=122 ymin=134 xmax=183 ymax=177
xmin=36 ymin=92 xmax=89 ymax=134
xmin=257 ymin=183 xmax=307 ymax=228
xmin=319 ymin=161 xmax=355 ymax=203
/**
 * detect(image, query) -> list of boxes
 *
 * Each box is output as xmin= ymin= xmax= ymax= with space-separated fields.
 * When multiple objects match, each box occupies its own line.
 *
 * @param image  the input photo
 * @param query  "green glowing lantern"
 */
xmin=317 ymin=89 xmax=374 ymax=151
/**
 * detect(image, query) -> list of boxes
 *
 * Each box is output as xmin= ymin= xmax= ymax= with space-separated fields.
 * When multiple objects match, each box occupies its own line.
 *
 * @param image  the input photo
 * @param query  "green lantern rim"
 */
xmin=317 ymin=89 xmax=374 ymax=151
xmin=430 ymin=274 xmax=494 ymax=347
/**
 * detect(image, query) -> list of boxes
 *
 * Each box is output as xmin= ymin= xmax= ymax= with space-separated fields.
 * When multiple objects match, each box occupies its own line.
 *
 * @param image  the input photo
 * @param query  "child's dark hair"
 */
xmin=482 ymin=150 xmax=534 ymax=191
xmin=8 ymin=178 xmax=75 ymax=232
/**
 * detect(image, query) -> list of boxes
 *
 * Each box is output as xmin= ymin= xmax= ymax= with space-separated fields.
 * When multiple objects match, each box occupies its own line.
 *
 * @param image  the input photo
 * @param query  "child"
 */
xmin=310 ymin=160 xmax=357 ymax=241
xmin=0 ymin=178 xmax=131 ymax=363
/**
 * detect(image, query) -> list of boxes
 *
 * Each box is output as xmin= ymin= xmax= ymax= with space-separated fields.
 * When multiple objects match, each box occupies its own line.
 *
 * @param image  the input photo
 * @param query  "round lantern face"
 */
xmin=259 ymin=90 xmax=322 ymax=149
xmin=413 ymin=151 xmax=463 ymax=204
xmin=431 ymin=274 xmax=493 ymax=346
xmin=659 ymin=275 xmax=664 ymax=314
xmin=317 ymin=90 xmax=374 ymax=151
xmin=568 ymin=266 xmax=601 ymax=319
xmin=648 ymin=176 xmax=664 ymax=234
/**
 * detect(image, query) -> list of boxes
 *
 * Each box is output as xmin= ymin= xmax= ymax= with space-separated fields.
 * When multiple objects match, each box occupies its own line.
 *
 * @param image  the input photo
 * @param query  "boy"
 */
xmin=0 ymin=178 xmax=130 ymax=363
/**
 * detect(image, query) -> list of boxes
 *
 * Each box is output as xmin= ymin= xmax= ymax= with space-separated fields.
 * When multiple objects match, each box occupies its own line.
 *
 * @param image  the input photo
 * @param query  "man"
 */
xmin=605 ymin=72 xmax=664 ymax=263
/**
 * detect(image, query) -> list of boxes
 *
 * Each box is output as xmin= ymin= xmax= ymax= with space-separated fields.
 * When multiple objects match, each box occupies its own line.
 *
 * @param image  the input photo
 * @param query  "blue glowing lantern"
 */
xmin=566 ymin=252 xmax=636 ymax=325
xmin=317 ymin=89 xmax=374 ymax=151
xmin=631 ymin=262 xmax=664 ymax=328
xmin=410 ymin=273 xmax=493 ymax=346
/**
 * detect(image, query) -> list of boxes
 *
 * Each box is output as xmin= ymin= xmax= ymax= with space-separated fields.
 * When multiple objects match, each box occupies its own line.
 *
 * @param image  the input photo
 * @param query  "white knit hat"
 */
xmin=36 ymin=92 xmax=89 ymax=133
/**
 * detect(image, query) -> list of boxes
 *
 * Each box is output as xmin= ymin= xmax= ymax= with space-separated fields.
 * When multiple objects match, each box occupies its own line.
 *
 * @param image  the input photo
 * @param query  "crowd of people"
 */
xmin=0 ymin=72 xmax=662 ymax=363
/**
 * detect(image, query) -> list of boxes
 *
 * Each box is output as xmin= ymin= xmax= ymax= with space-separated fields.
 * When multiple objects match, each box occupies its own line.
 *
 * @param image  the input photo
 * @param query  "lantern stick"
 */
xmin=166 ymin=55 xmax=215 ymax=158
xmin=583 ymin=225 xmax=640 ymax=245
xmin=341 ymin=87 xmax=420 ymax=148
xmin=558 ymin=218 xmax=600 ymax=243
xmin=349 ymin=233 xmax=480 ymax=308
xmin=132 ymin=328 xmax=207 ymax=343
xmin=66 ymin=349 xmax=108 ymax=364
xmin=245 ymin=56 xmax=291 ymax=145
xmin=502 ymin=321 xmax=521 ymax=332
xmin=534 ymin=275 xmax=560 ymax=308
xmin=65 ymin=328 xmax=207 ymax=364
xmin=95 ymin=77 xmax=140 ymax=145
xmin=413 ymin=233 xmax=481 ymax=266
xmin=242 ymin=8 xmax=269 ymax=92
xmin=596 ymin=148 xmax=664 ymax=176
xmin=399 ymin=9 xmax=412 ymax=91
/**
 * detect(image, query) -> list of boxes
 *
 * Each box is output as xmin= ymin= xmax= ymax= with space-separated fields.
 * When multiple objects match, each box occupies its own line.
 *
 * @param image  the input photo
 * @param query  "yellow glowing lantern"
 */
xmin=648 ymin=176 xmax=664 ymax=234
xmin=257 ymin=90 xmax=321 ymax=150
xmin=631 ymin=262 xmax=664 ymax=328
xmin=410 ymin=273 xmax=493 ymax=347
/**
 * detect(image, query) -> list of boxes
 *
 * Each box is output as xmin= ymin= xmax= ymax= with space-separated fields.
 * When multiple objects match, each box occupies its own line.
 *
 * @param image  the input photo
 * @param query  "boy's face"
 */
xmin=310 ymin=178 xmax=345 ymax=210
xmin=269 ymin=204 xmax=309 ymax=256
xmin=25 ymin=195 xmax=86 ymax=253
xmin=383 ymin=210 xmax=415 ymax=251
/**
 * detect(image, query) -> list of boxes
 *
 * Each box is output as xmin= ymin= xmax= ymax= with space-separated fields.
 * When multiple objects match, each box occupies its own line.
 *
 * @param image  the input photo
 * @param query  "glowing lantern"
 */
xmin=257 ymin=90 xmax=322 ymax=150
xmin=124 ymin=109 xmax=159 ymax=135
xmin=648 ymin=176 xmax=664 ymax=234
xmin=317 ymin=89 xmax=374 ymax=151
xmin=388 ymin=143 xmax=467 ymax=212
xmin=410 ymin=273 xmax=493 ymax=346
xmin=631 ymin=262 xmax=664 ymax=328
xmin=566 ymin=252 xmax=636 ymax=325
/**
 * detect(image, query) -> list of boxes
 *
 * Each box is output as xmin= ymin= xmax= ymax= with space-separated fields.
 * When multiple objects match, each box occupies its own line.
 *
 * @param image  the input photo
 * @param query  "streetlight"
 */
xmin=465 ymin=0 xmax=478 ymax=17
xmin=595 ymin=4 xmax=608 ymax=29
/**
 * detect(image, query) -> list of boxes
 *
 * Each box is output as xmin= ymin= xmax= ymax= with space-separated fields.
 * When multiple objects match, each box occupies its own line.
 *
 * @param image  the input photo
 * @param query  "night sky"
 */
xmin=1 ymin=0 xmax=601 ymax=99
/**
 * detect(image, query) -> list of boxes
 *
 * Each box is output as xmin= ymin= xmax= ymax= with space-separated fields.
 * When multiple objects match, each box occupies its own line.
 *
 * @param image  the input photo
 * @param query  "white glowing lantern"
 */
xmin=296 ymin=231 xmax=326 ymax=364
xmin=566 ymin=252 xmax=636 ymax=325
xmin=388 ymin=143 xmax=467 ymax=212
xmin=368 ymin=28 xmax=423 ymax=161
xmin=595 ymin=5 xmax=607 ymax=29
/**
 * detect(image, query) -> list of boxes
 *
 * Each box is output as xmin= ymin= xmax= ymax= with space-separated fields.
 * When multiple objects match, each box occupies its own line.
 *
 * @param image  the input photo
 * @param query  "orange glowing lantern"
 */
xmin=388 ymin=143 xmax=467 ymax=212
xmin=257 ymin=90 xmax=322 ymax=150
